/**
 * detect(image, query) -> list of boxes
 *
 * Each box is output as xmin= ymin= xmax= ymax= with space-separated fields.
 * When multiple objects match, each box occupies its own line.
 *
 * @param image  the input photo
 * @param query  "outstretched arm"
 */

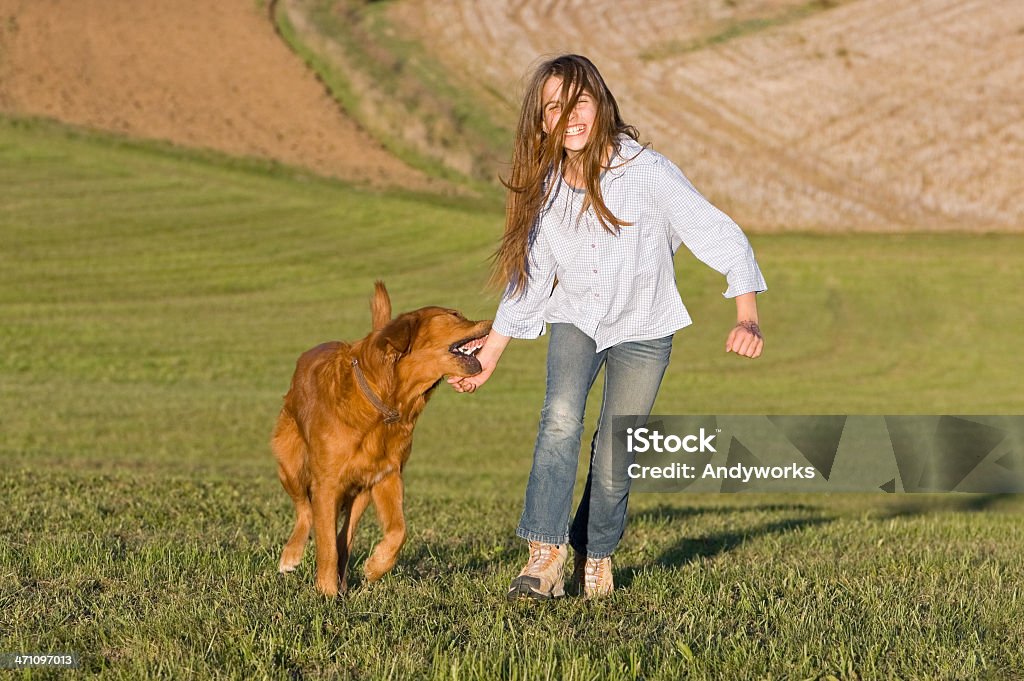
xmin=450 ymin=222 xmax=557 ymax=394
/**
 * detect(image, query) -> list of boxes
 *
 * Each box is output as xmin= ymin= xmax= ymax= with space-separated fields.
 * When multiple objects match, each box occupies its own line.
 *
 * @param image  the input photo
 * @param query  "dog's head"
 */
xmin=370 ymin=282 xmax=492 ymax=379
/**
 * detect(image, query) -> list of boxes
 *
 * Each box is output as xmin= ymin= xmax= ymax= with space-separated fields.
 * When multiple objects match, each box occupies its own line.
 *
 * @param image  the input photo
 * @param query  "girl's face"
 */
xmin=541 ymin=75 xmax=597 ymax=156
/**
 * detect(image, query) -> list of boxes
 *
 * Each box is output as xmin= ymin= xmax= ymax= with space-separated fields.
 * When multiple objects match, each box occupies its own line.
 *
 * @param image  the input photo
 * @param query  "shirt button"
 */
xmin=591 ymin=244 xmax=596 ymax=248
xmin=592 ymin=269 xmax=598 ymax=273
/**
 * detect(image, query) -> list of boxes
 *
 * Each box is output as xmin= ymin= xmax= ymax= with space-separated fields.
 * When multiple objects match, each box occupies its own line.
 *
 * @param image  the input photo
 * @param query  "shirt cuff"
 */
xmin=721 ymin=263 xmax=768 ymax=298
xmin=492 ymin=310 xmax=547 ymax=339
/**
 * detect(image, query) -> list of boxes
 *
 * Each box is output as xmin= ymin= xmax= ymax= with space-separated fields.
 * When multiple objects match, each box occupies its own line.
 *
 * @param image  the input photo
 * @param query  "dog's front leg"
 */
xmin=335 ymin=490 xmax=368 ymax=594
xmin=344 ymin=490 xmax=371 ymax=555
xmin=363 ymin=473 xmax=406 ymax=582
xmin=312 ymin=480 xmax=343 ymax=596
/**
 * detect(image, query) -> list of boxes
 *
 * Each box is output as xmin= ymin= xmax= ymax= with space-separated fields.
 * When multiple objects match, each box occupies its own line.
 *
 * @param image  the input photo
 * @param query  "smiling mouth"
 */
xmin=449 ymin=333 xmax=488 ymax=357
xmin=565 ymin=125 xmax=586 ymax=136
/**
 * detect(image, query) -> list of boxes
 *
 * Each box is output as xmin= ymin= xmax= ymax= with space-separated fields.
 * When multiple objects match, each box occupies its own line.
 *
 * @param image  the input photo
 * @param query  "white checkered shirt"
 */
xmin=493 ymin=136 xmax=767 ymax=352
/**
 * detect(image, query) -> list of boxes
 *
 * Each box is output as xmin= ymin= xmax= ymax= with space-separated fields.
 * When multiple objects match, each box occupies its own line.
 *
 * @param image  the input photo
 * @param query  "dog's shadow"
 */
xmin=345 ymin=523 xmax=525 ymax=589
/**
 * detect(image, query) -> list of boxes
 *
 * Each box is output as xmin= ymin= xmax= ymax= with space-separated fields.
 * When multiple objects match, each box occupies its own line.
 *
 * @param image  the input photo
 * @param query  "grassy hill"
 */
xmin=2 ymin=118 xmax=1023 ymax=678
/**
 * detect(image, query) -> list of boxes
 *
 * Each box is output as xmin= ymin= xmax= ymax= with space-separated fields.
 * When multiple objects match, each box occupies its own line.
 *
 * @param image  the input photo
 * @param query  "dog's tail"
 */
xmin=271 ymin=409 xmax=311 ymax=500
xmin=371 ymin=280 xmax=391 ymax=330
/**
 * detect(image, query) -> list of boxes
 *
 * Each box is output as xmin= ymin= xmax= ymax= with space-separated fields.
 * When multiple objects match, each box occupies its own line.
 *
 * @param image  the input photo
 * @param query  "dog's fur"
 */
xmin=271 ymin=282 xmax=491 ymax=596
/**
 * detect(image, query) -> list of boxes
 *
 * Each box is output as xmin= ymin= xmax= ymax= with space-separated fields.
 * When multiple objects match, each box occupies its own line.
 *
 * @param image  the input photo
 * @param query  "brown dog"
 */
xmin=271 ymin=282 xmax=491 ymax=596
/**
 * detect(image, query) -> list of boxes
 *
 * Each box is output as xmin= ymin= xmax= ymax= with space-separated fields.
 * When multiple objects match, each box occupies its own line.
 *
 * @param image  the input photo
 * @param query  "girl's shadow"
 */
xmin=615 ymin=504 xmax=834 ymax=589
xmin=615 ymin=495 xmax=1012 ymax=588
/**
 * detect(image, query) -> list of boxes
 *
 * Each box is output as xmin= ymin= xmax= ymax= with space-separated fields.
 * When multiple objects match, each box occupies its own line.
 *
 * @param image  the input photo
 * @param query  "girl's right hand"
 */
xmin=447 ymin=330 xmax=510 ymax=394
xmin=448 ymin=357 xmax=496 ymax=393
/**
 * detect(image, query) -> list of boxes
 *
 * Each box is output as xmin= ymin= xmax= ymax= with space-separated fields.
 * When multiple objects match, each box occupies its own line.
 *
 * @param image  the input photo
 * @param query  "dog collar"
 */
xmin=351 ymin=359 xmax=400 ymax=424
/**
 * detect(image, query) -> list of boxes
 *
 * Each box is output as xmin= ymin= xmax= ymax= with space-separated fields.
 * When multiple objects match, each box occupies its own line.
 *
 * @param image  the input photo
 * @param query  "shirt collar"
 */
xmin=607 ymin=136 xmax=651 ymax=178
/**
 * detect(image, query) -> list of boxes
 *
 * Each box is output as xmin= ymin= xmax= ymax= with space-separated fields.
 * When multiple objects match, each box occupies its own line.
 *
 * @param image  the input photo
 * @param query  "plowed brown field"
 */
xmin=391 ymin=0 xmax=1024 ymax=231
xmin=0 ymin=0 xmax=429 ymax=188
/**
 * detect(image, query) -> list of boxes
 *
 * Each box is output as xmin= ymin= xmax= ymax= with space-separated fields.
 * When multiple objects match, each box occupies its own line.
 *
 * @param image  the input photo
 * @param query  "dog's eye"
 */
xmin=447 ymin=310 xmax=462 ymax=319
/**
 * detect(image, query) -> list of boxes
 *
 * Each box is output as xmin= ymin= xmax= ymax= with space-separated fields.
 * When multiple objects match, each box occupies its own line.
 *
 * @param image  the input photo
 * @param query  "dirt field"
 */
xmin=390 ymin=0 xmax=1024 ymax=231
xmin=1 ymin=0 xmax=1020 ymax=229
xmin=0 ymin=0 xmax=429 ymax=189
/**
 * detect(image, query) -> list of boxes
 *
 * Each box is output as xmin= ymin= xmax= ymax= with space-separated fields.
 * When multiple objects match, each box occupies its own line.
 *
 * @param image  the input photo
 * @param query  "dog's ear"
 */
xmin=371 ymin=280 xmax=391 ymax=331
xmin=375 ymin=315 xmax=416 ymax=358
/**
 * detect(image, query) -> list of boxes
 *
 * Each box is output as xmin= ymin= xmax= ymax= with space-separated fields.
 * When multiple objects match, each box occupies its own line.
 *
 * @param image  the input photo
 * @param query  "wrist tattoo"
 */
xmin=736 ymin=320 xmax=762 ymax=339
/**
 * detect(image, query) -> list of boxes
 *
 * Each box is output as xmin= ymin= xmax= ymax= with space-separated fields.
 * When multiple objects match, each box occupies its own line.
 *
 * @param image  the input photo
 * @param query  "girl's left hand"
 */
xmin=726 ymin=321 xmax=764 ymax=358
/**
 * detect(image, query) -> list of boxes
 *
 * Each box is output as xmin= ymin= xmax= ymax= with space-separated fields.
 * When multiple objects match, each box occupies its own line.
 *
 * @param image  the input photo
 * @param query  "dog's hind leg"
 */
xmin=363 ymin=473 xmax=407 ymax=583
xmin=272 ymin=412 xmax=312 ymax=574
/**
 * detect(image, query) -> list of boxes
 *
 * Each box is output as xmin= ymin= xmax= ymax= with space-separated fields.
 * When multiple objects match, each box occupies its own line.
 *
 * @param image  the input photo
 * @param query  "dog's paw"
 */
xmin=315 ymin=576 xmax=343 ymax=597
xmin=363 ymin=556 xmax=393 ymax=583
xmin=278 ymin=549 xmax=304 ymax=573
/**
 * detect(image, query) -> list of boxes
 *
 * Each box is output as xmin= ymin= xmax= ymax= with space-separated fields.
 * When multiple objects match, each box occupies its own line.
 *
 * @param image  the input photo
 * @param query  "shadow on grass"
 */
xmin=345 ymin=495 xmax=1020 ymax=590
xmin=630 ymin=502 xmax=826 ymax=521
xmin=393 ymin=503 xmax=833 ymax=586
xmin=616 ymin=514 xmax=835 ymax=590
xmin=613 ymin=494 xmax=1020 ymax=589
xmin=661 ymin=517 xmax=832 ymax=566
xmin=875 ymin=493 xmax=1019 ymax=518
xmin=353 ymin=533 xmax=527 ymax=586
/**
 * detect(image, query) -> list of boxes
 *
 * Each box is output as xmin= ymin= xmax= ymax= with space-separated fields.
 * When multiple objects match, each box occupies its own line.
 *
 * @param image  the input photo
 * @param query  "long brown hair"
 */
xmin=493 ymin=55 xmax=640 ymax=297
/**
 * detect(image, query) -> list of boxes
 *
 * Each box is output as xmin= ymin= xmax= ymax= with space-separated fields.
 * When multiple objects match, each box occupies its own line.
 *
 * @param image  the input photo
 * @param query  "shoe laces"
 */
xmin=584 ymin=557 xmax=610 ymax=590
xmin=526 ymin=541 xmax=561 ymax=573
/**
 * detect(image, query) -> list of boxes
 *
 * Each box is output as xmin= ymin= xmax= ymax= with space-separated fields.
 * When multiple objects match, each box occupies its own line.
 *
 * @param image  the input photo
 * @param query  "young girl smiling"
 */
xmin=450 ymin=54 xmax=767 ymax=599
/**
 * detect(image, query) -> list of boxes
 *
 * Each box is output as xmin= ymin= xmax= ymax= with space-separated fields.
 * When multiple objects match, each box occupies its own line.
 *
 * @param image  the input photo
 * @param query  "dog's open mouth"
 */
xmin=449 ymin=334 xmax=489 ymax=357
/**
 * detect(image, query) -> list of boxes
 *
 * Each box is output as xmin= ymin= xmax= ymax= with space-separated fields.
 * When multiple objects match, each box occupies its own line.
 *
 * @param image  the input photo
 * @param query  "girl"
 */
xmin=449 ymin=54 xmax=766 ymax=599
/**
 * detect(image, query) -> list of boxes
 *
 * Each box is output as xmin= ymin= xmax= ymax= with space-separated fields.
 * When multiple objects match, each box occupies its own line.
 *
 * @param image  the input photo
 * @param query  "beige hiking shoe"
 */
xmin=507 ymin=541 xmax=567 ymax=600
xmin=582 ymin=556 xmax=614 ymax=598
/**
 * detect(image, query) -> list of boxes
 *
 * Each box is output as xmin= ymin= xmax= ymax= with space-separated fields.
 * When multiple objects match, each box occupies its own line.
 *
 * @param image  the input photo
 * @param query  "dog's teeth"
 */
xmin=454 ymin=338 xmax=486 ymax=356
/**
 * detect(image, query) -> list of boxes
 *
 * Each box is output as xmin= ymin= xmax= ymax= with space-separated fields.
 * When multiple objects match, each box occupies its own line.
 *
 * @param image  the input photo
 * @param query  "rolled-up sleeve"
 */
xmin=658 ymin=158 xmax=767 ymax=298
xmin=492 ymin=225 xmax=558 ymax=339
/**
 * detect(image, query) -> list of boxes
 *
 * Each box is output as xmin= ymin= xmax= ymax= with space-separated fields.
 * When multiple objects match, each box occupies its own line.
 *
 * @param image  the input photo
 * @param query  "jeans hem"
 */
xmin=516 ymin=527 xmax=569 ymax=546
xmin=568 ymin=534 xmax=617 ymax=559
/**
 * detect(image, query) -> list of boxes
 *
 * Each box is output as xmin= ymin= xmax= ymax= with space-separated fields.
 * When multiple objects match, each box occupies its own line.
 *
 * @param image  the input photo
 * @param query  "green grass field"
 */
xmin=2 ymin=117 xmax=1023 ymax=679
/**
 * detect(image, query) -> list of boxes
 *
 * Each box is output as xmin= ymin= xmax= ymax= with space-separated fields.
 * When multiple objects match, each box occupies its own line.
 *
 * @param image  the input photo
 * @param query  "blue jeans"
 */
xmin=516 ymin=323 xmax=673 ymax=558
